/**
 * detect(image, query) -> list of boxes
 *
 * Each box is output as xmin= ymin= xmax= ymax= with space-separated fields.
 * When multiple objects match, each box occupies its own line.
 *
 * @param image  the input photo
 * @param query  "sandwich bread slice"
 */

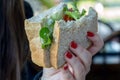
xmin=50 ymin=8 xmax=97 ymax=68
xmin=25 ymin=3 xmax=66 ymax=68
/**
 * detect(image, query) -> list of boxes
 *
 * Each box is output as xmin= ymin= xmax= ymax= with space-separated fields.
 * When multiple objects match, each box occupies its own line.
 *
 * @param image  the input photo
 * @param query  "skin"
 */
xmin=41 ymin=32 xmax=104 ymax=80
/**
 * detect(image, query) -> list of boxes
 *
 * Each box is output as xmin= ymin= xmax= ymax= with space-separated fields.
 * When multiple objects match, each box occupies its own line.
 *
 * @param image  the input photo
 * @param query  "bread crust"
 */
xmin=30 ymin=38 xmax=51 ymax=67
xmin=25 ymin=19 xmax=51 ymax=67
xmin=25 ymin=3 xmax=65 ymax=68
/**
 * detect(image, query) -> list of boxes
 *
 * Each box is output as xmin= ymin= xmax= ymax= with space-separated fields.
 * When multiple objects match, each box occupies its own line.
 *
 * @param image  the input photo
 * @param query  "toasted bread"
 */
xmin=50 ymin=7 xmax=98 ymax=68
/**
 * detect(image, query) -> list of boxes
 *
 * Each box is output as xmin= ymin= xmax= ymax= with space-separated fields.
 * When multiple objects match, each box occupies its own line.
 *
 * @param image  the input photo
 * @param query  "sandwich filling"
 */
xmin=39 ymin=2 xmax=86 ymax=49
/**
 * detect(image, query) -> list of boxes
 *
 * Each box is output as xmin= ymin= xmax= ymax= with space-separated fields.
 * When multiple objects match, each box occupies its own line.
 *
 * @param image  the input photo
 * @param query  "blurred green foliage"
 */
xmin=39 ymin=0 xmax=55 ymax=8
xmin=39 ymin=0 xmax=95 ymax=8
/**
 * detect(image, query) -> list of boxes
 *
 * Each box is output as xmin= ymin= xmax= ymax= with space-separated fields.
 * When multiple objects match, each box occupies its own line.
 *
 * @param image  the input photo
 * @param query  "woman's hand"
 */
xmin=41 ymin=32 xmax=104 ymax=80
xmin=64 ymin=31 xmax=104 ymax=80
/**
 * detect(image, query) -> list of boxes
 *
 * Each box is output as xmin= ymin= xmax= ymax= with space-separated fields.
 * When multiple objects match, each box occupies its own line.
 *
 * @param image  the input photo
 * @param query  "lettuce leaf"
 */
xmin=64 ymin=1 xmax=86 ymax=20
xmin=39 ymin=27 xmax=52 ymax=48
xmin=65 ymin=10 xmax=80 ymax=20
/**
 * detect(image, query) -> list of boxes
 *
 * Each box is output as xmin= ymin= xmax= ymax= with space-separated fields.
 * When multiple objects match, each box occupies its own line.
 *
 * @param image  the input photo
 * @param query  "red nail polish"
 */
xmin=64 ymin=65 xmax=68 ymax=70
xmin=66 ymin=51 xmax=72 ymax=59
xmin=87 ymin=31 xmax=94 ymax=37
xmin=71 ymin=41 xmax=77 ymax=49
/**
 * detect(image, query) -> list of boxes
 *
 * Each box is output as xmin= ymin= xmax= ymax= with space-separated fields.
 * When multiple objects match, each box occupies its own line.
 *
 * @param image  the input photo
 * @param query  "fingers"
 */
xmin=87 ymin=32 xmax=104 ymax=55
xmin=64 ymin=32 xmax=103 ymax=80
xmin=63 ymin=32 xmax=103 ymax=80
xmin=69 ymin=41 xmax=92 ymax=70
xmin=64 ymin=51 xmax=86 ymax=80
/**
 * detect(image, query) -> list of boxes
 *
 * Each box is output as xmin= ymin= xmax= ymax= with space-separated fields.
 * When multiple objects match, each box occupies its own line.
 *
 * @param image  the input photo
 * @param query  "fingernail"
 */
xmin=70 ymin=41 xmax=77 ymax=49
xmin=87 ymin=31 xmax=94 ymax=37
xmin=65 ymin=51 xmax=72 ymax=59
xmin=64 ymin=65 xmax=68 ymax=70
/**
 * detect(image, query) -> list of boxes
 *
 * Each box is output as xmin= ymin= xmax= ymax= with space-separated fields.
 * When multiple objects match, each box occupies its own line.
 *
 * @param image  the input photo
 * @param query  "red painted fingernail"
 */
xmin=71 ymin=41 xmax=77 ymax=49
xmin=64 ymin=65 xmax=68 ymax=70
xmin=87 ymin=31 xmax=94 ymax=37
xmin=65 ymin=51 xmax=72 ymax=59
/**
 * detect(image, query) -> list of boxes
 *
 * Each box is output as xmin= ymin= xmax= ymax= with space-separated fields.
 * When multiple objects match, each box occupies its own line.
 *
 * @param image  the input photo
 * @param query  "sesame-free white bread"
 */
xmin=50 ymin=7 xmax=98 ymax=68
xmin=25 ymin=3 xmax=66 ymax=67
xmin=25 ymin=19 xmax=51 ymax=67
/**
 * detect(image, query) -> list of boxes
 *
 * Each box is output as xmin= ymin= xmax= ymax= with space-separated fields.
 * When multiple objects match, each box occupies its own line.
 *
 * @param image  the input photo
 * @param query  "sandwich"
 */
xmin=25 ymin=2 xmax=98 ymax=69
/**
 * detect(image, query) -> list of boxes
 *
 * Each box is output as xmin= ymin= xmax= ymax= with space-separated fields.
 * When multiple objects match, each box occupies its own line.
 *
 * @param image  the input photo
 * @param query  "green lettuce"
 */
xmin=64 ymin=1 xmax=86 ymax=20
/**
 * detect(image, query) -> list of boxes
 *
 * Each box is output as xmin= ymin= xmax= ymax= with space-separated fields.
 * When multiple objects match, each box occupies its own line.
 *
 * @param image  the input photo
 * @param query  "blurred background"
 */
xmin=24 ymin=0 xmax=120 ymax=80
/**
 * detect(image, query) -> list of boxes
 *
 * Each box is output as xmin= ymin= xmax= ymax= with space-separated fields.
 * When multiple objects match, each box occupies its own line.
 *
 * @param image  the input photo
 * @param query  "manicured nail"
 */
xmin=64 ymin=65 xmax=68 ymax=70
xmin=87 ymin=31 xmax=94 ymax=37
xmin=71 ymin=41 xmax=77 ymax=49
xmin=65 ymin=51 xmax=72 ymax=59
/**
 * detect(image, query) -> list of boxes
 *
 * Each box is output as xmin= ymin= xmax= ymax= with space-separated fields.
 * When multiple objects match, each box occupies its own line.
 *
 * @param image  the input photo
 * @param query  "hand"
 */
xmin=64 ymin=31 xmax=104 ymax=80
xmin=41 ymin=32 xmax=104 ymax=80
